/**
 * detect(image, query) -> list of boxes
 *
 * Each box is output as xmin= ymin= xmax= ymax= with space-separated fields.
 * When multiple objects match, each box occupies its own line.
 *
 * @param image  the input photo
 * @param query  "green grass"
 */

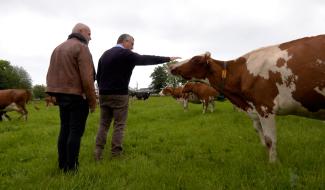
xmin=0 ymin=97 xmax=324 ymax=189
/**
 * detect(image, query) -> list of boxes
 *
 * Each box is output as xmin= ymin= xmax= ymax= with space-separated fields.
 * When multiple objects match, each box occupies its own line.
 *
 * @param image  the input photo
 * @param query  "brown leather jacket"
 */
xmin=46 ymin=35 xmax=97 ymax=111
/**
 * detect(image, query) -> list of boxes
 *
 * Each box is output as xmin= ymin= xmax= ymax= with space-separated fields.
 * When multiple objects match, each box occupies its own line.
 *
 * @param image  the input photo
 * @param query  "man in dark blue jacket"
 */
xmin=95 ymin=34 xmax=180 ymax=160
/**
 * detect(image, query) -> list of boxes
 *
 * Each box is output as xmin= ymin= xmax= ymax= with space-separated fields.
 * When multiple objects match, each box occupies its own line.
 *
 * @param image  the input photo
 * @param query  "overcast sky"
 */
xmin=1 ymin=0 xmax=324 ymax=88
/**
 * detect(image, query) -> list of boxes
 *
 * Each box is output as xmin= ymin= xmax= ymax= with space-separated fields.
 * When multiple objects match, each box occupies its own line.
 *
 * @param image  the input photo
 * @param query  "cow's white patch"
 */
xmin=272 ymin=82 xmax=300 ymax=114
xmin=316 ymin=59 xmax=325 ymax=65
xmin=3 ymin=103 xmax=19 ymax=111
xmin=159 ymin=90 xmax=165 ymax=96
xmin=171 ymin=59 xmax=189 ymax=68
xmin=244 ymin=45 xmax=293 ymax=80
xmin=261 ymin=105 xmax=268 ymax=115
xmin=246 ymin=102 xmax=258 ymax=115
xmin=273 ymin=83 xmax=325 ymax=119
xmin=315 ymin=86 xmax=325 ymax=97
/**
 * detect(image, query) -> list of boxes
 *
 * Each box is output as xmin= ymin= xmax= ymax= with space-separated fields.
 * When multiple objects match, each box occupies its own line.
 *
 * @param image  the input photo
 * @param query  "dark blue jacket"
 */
xmin=97 ymin=47 xmax=170 ymax=95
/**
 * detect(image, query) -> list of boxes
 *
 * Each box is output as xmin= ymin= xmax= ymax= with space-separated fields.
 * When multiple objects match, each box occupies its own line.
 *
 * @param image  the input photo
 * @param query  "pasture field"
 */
xmin=0 ymin=97 xmax=324 ymax=190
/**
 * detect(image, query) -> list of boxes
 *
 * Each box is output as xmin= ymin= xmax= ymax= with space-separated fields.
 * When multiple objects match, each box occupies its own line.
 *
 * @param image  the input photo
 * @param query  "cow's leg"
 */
xmin=248 ymin=112 xmax=266 ymax=146
xmin=209 ymin=99 xmax=215 ymax=112
xmin=200 ymin=99 xmax=208 ymax=114
xmin=4 ymin=113 xmax=11 ymax=121
xmin=22 ymin=106 xmax=28 ymax=121
xmin=183 ymin=99 xmax=189 ymax=112
xmin=16 ymin=105 xmax=28 ymax=121
xmin=16 ymin=108 xmax=25 ymax=120
xmin=259 ymin=114 xmax=277 ymax=162
xmin=202 ymin=102 xmax=205 ymax=114
xmin=3 ymin=103 xmax=21 ymax=120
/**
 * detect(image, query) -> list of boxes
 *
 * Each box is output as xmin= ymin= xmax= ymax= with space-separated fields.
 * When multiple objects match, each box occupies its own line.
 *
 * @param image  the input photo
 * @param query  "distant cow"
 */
xmin=182 ymin=82 xmax=219 ymax=113
xmin=169 ymin=34 xmax=325 ymax=162
xmin=129 ymin=91 xmax=151 ymax=100
xmin=159 ymin=86 xmax=184 ymax=100
xmin=45 ymin=96 xmax=57 ymax=107
xmin=160 ymin=86 xmax=203 ymax=112
xmin=0 ymin=89 xmax=32 ymax=121
xmin=136 ymin=91 xmax=150 ymax=100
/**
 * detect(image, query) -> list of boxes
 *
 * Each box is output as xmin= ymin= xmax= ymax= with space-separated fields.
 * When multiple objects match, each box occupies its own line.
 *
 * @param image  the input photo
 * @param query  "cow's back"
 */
xmin=195 ymin=83 xmax=218 ymax=97
xmin=0 ymin=90 xmax=14 ymax=108
xmin=241 ymin=35 xmax=325 ymax=118
xmin=281 ymin=35 xmax=325 ymax=113
xmin=12 ymin=89 xmax=31 ymax=103
xmin=162 ymin=87 xmax=184 ymax=99
xmin=185 ymin=82 xmax=218 ymax=98
xmin=0 ymin=89 xmax=31 ymax=108
xmin=172 ymin=87 xmax=184 ymax=99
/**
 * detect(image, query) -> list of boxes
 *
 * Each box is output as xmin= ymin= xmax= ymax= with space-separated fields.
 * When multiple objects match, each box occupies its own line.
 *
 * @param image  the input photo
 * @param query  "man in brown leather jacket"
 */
xmin=46 ymin=23 xmax=97 ymax=172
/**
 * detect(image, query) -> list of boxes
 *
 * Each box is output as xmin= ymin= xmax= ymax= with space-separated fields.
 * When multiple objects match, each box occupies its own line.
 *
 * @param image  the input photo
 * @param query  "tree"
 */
xmin=149 ymin=63 xmax=187 ymax=92
xmin=13 ymin=66 xmax=32 ymax=89
xmin=33 ymin=84 xmax=46 ymax=99
xmin=165 ymin=72 xmax=187 ymax=87
xmin=0 ymin=59 xmax=32 ymax=89
xmin=0 ymin=60 xmax=16 ymax=89
xmin=164 ymin=61 xmax=186 ymax=87
xmin=149 ymin=65 xmax=168 ymax=93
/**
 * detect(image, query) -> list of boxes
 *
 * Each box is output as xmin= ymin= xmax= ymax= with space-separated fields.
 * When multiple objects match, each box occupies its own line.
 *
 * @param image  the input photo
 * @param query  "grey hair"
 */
xmin=72 ymin=23 xmax=90 ymax=33
xmin=117 ymin=34 xmax=133 ymax=44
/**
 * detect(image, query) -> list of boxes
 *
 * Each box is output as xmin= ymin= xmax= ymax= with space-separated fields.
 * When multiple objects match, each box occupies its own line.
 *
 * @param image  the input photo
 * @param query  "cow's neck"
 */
xmin=208 ymin=57 xmax=252 ymax=111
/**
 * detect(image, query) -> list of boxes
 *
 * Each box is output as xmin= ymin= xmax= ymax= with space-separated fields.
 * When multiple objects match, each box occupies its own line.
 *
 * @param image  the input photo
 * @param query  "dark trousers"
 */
xmin=56 ymin=94 xmax=89 ymax=171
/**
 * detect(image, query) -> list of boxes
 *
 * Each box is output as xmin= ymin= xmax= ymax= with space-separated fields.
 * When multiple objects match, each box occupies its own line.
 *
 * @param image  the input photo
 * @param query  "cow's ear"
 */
xmin=204 ymin=52 xmax=211 ymax=58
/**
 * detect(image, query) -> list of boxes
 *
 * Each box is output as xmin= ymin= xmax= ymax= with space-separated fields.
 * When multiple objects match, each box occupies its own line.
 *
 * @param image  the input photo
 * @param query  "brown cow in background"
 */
xmin=160 ymin=86 xmax=199 ymax=111
xmin=182 ymin=82 xmax=219 ymax=113
xmin=0 ymin=89 xmax=32 ymax=121
xmin=159 ymin=86 xmax=184 ymax=100
xmin=45 ymin=96 xmax=57 ymax=107
xmin=160 ymin=83 xmax=219 ymax=113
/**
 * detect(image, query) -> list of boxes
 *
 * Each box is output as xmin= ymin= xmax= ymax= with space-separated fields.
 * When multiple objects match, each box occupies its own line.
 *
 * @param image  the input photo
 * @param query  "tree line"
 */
xmin=0 ymin=59 xmax=46 ymax=99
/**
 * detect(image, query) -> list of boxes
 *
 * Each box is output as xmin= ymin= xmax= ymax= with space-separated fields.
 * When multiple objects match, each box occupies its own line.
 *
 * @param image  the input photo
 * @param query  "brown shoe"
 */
xmin=111 ymin=151 xmax=123 ymax=159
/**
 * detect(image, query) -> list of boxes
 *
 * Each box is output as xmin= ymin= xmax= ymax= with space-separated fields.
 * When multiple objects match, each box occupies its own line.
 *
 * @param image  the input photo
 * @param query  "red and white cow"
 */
xmin=182 ymin=82 xmax=219 ymax=113
xmin=159 ymin=86 xmax=184 ymax=100
xmin=160 ymin=86 xmax=205 ymax=110
xmin=159 ymin=86 xmax=197 ymax=111
xmin=0 ymin=89 xmax=32 ymax=121
xmin=169 ymin=35 xmax=325 ymax=162
xmin=45 ymin=96 xmax=57 ymax=107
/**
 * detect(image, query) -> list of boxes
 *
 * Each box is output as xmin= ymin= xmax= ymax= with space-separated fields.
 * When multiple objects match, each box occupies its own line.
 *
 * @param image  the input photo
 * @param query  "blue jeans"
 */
xmin=56 ymin=94 xmax=89 ymax=171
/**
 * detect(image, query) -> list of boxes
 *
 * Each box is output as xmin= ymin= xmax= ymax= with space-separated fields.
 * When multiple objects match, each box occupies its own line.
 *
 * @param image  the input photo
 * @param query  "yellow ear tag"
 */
xmin=222 ymin=70 xmax=227 ymax=79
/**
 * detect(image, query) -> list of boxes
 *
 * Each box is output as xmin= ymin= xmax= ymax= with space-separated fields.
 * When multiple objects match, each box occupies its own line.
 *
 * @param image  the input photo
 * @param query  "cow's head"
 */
xmin=169 ymin=52 xmax=211 ymax=80
xmin=159 ymin=87 xmax=172 ymax=96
